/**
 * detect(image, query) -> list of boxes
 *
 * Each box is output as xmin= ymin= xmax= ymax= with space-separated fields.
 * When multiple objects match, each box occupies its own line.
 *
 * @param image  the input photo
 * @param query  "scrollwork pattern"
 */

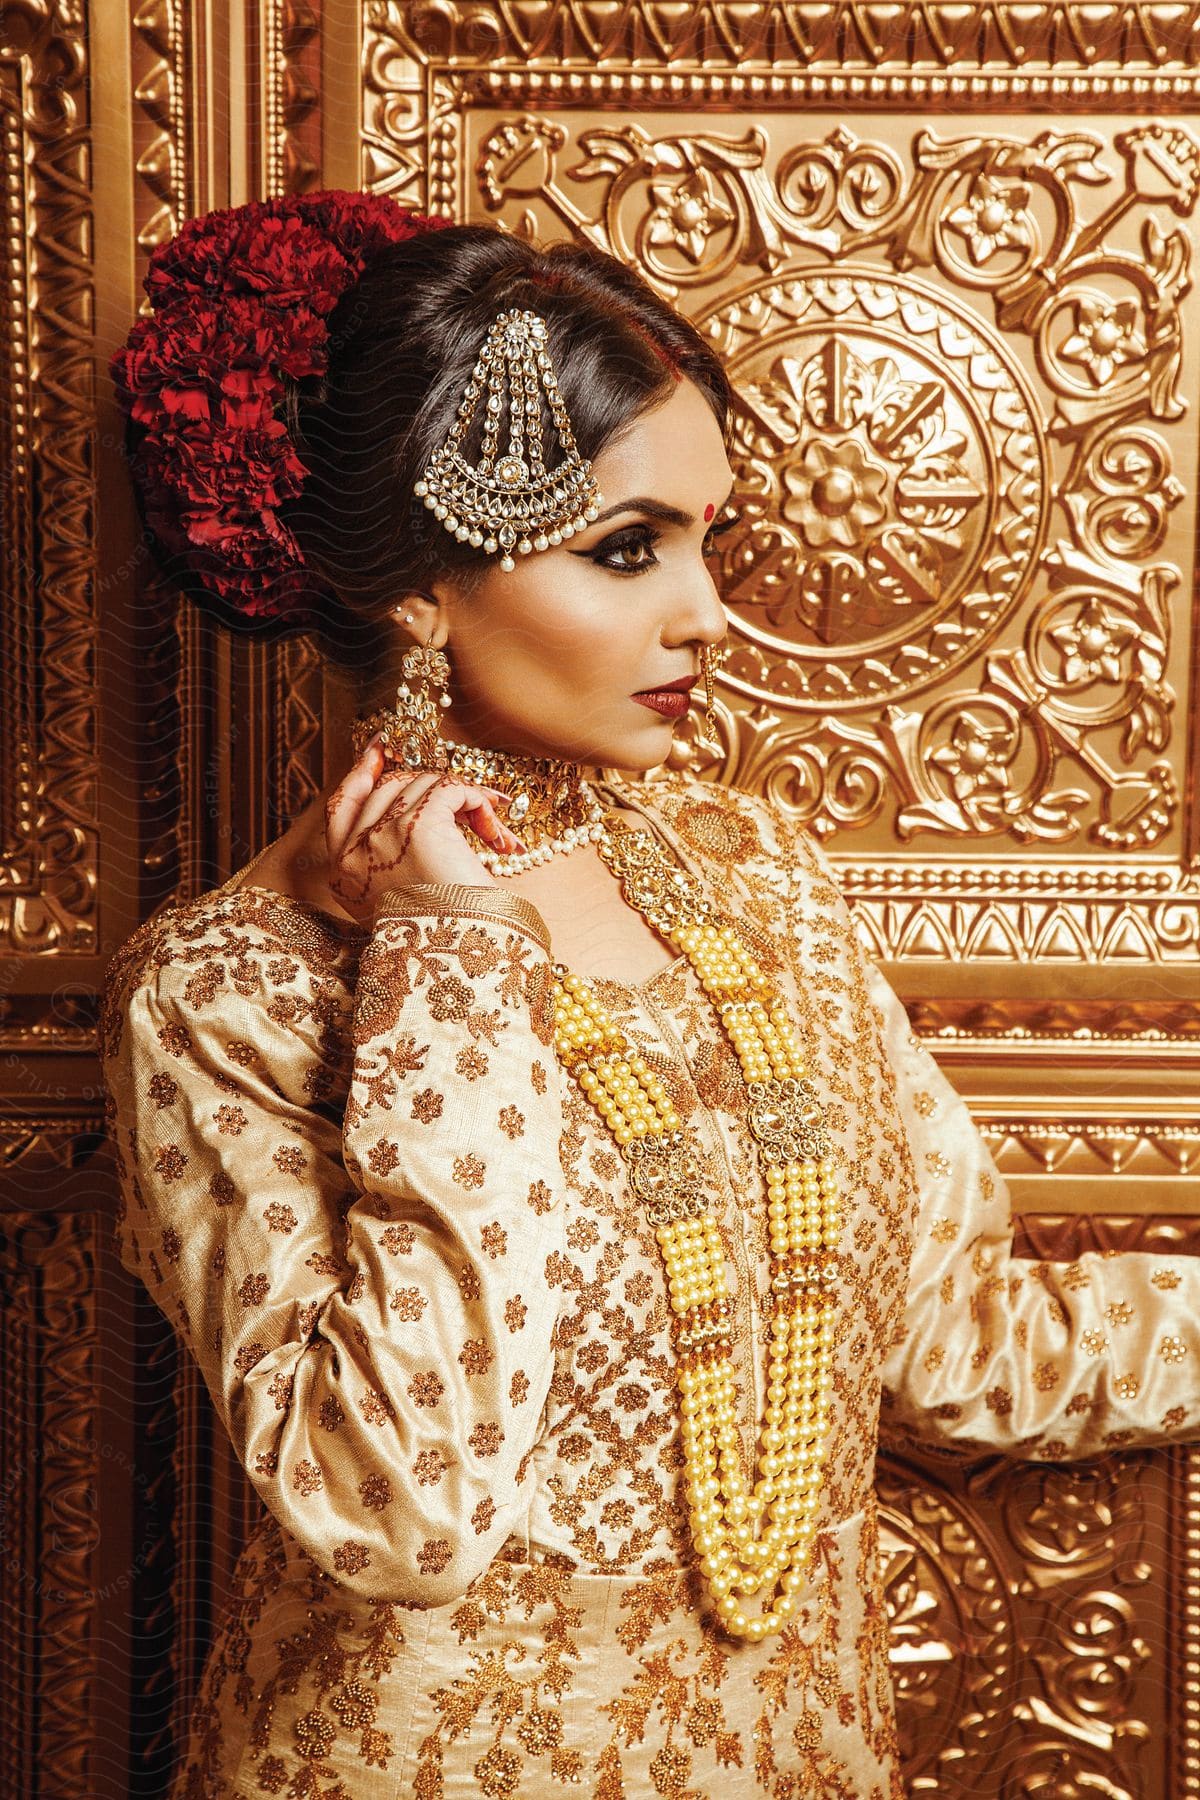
xmin=878 ymin=1450 xmax=1165 ymax=1796
xmin=462 ymin=106 xmax=1197 ymax=853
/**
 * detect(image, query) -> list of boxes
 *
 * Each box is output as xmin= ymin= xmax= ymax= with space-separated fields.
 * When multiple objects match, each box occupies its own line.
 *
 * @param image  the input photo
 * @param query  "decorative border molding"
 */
xmin=908 ymin=998 xmax=1200 ymax=1044
xmin=1011 ymin=1212 xmax=1200 ymax=1258
xmin=1182 ymin=1445 xmax=1200 ymax=1800
xmin=843 ymin=881 xmax=1200 ymax=967
xmin=388 ymin=2 xmax=1200 ymax=72
xmin=130 ymin=0 xmax=192 ymax=265
xmin=262 ymin=0 xmax=321 ymax=200
xmin=466 ymin=64 xmax=1200 ymax=106
xmin=1 ymin=3 xmax=99 ymax=953
xmin=0 ymin=1113 xmax=107 ymax=1181
xmin=981 ymin=1116 xmax=1200 ymax=1181
xmin=260 ymin=7 xmax=328 ymax=849
xmin=0 ymin=1210 xmax=100 ymax=1798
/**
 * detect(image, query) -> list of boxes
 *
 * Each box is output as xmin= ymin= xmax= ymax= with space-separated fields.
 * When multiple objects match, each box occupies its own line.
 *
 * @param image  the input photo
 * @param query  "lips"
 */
xmin=633 ymin=676 xmax=697 ymax=696
xmin=633 ymin=690 xmax=692 ymax=718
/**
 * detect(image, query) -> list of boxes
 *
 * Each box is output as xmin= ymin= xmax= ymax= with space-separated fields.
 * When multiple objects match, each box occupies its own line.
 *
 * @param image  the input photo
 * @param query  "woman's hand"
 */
xmin=324 ymin=736 xmax=528 ymax=924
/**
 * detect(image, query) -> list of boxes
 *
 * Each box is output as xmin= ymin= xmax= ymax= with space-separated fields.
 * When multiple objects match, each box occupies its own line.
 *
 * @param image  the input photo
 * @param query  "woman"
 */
xmin=100 ymin=191 xmax=1200 ymax=1799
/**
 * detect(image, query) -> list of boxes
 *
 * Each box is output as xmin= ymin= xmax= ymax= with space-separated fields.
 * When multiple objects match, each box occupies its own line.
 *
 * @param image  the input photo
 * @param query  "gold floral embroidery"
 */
xmin=97 ymin=771 xmax=1200 ymax=1800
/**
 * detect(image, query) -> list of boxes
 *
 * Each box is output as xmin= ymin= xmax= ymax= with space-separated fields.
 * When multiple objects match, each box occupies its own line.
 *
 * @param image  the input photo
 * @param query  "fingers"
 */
xmin=353 ymin=760 xmax=445 ymax=845
xmin=361 ymin=774 xmax=525 ymax=858
xmin=327 ymin=742 xmax=450 ymax=859
xmin=327 ymin=736 xmax=533 ymax=887
xmin=325 ymin=736 xmax=394 ymax=866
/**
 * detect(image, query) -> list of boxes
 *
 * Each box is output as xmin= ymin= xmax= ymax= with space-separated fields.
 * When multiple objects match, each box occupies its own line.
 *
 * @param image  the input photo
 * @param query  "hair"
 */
xmin=258 ymin=224 xmax=735 ymax=681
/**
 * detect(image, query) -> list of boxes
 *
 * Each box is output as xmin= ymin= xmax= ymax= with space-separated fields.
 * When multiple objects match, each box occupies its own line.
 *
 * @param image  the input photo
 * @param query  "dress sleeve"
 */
xmin=864 ymin=952 xmax=1200 ymax=1460
xmin=100 ymin=882 xmax=568 ymax=1605
xmin=737 ymin=793 xmax=1200 ymax=1464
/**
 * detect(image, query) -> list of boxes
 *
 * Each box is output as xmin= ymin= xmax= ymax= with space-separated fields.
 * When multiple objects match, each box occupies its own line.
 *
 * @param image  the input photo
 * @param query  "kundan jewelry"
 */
xmin=414 ymin=308 xmax=603 ymax=572
xmin=552 ymin=817 xmax=841 ymax=1641
xmin=698 ymin=637 xmax=735 ymax=745
xmin=350 ymin=678 xmax=607 ymax=874
xmin=441 ymin=738 xmax=604 ymax=874
xmin=699 ymin=640 xmax=722 ymax=743
xmin=351 ymin=642 xmax=453 ymax=772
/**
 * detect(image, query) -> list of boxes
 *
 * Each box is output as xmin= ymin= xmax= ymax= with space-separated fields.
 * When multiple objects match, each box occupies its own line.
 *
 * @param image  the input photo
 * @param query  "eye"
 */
xmin=590 ymin=525 xmax=662 ymax=576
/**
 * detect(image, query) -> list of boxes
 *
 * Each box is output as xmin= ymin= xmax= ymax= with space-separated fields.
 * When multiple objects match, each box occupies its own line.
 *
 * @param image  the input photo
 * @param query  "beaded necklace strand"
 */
xmin=551 ymin=817 xmax=841 ymax=1640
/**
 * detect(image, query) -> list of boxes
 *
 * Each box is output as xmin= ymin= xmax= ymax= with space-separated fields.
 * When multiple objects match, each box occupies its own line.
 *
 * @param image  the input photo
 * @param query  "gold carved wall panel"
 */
xmin=352 ymin=16 xmax=1200 ymax=1791
xmin=2 ymin=3 xmax=1199 ymax=1795
xmin=364 ymin=29 xmax=1200 ymax=1218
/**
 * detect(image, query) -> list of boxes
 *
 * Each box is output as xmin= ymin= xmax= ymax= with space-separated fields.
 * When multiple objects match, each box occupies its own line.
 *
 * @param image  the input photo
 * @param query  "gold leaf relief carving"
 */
xmin=0 ymin=0 xmax=98 ymax=951
xmin=877 ymin=1471 xmax=1014 ymax=1785
xmin=878 ymin=1452 xmax=1166 ymax=1794
xmin=0 ymin=1211 xmax=103 ymax=1796
xmin=469 ymin=114 xmax=1198 ymax=855
xmin=979 ymin=1120 xmax=1200 ymax=1181
xmin=262 ymin=0 xmax=321 ymax=199
xmin=369 ymin=4 xmax=1200 ymax=74
xmin=349 ymin=12 xmax=1200 ymax=991
xmin=130 ymin=1 xmax=191 ymax=260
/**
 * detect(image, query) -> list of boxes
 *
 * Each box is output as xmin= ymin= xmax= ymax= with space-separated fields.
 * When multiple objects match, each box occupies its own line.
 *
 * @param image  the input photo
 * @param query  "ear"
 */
xmin=391 ymin=587 xmax=451 ymax=650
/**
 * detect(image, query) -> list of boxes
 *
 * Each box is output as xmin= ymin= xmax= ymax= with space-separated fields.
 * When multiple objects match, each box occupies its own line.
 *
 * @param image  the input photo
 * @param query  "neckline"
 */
xmin=589 ymin=951 xmax=689 ymax=995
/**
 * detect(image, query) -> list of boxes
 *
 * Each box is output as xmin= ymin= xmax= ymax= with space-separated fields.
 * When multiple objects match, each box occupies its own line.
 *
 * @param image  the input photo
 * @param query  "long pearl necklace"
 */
xmin=551 ymin=817 xmax=841 ymax=1640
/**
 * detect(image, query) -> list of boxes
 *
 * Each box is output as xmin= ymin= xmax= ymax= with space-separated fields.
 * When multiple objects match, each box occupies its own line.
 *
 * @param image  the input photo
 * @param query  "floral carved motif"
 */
xmin=473 ymin=115 xmax=1195 ymax=853
xmin=877 ymin=1449 xmax=1172 ymax=1795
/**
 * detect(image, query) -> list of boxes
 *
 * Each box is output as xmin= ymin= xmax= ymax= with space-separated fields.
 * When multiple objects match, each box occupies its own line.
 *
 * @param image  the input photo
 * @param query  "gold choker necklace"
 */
xmin=441 ymin=737 xmax=605 ymax=874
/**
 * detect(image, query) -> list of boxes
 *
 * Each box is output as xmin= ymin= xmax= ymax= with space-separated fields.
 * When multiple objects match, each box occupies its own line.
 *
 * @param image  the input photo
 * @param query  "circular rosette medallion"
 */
xmin=698 ymin=270 xmax=1050 ymax=711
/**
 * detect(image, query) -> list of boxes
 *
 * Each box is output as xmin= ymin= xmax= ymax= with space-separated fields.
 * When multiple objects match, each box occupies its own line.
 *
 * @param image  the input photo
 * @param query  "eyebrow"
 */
xmin=586 ymin=485 xmax=735 ymax=530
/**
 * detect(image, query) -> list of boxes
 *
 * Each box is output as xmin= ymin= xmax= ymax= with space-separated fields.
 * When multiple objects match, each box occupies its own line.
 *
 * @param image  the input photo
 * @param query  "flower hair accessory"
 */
xmin=109 ymin=191 xmax=453 ymax=624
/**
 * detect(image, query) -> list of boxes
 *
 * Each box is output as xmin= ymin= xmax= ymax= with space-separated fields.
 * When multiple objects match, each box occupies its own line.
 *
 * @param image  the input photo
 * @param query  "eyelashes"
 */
xmin=587 ymin=509 xmax=740 ymax=577
xmin=590 ymin=528 xmax=661 ymax=575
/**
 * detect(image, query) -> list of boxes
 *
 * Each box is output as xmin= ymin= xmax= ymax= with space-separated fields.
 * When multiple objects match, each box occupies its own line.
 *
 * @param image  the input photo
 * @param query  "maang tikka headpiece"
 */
xmin=414 ymin=307 xmax=603 ymax=572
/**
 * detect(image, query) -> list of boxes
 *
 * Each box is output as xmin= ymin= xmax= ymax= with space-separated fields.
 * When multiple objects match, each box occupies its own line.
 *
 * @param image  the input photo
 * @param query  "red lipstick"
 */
xmin=632 ymin=674 xmax=698 ymax=719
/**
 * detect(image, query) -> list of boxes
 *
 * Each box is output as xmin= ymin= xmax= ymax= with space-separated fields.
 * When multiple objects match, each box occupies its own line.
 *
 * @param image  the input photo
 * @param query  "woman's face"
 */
xmin=423 ymin=376 xmax=735 ymax=771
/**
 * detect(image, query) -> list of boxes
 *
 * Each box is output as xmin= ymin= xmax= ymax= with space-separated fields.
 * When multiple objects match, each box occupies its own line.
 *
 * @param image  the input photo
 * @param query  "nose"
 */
xmin=664 ymin=556 xmax=728 ymax=655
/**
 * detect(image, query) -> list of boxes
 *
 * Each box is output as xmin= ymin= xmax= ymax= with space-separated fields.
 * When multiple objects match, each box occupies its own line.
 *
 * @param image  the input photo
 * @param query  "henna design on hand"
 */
xmin=327 ymin=763 xmax=526 ymax=915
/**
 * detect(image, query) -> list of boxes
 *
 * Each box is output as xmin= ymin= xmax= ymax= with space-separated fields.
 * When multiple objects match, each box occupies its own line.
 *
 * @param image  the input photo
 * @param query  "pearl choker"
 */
xmin=443 ymin=737 xmax=606 ymax=877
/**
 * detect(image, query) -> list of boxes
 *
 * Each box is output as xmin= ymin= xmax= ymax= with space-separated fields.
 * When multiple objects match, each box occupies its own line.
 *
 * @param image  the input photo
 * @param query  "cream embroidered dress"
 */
xmin=99 ymin=769 xmax=1200 ymax=1799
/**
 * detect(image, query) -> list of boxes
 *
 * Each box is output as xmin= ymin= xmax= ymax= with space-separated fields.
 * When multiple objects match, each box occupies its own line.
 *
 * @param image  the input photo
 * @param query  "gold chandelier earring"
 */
xmin=350 ymin=607 xmax=453 ymax=772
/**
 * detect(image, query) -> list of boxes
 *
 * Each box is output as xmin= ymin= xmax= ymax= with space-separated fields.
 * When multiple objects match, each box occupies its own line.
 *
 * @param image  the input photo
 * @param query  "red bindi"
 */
xmin=703 ymin=503 xmax=715 ymax=522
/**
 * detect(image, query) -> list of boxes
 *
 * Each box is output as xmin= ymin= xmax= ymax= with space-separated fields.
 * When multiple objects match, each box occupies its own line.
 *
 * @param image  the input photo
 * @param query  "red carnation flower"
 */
xmin=111 ymin=191 xmax=454 ymax=623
